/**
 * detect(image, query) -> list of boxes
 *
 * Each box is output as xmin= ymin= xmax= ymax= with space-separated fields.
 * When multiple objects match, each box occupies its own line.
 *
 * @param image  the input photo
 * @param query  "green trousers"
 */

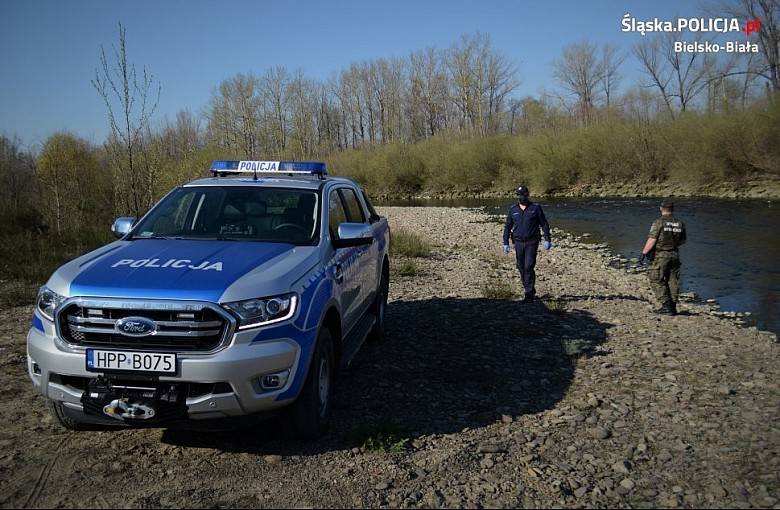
xmin=647 ymin=251 xmax=681 ymax=305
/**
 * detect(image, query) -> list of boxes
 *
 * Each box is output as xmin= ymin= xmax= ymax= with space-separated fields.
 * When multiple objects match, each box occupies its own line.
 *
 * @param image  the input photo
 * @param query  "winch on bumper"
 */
xmin=81 ymin=376 xmax=187 ymax=423
xmin=27 ymin=321 xmax=307 ymax=427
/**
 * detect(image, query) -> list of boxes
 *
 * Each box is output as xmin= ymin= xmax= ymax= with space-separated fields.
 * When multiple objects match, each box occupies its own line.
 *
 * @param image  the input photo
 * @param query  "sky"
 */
xmin=0 ymin=0 xmax=734 ymax=150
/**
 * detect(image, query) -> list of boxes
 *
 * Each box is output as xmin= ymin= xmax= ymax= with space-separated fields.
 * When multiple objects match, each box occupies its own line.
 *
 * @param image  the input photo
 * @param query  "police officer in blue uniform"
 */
xmin=503 ymin=185 xmax=552 ymax=303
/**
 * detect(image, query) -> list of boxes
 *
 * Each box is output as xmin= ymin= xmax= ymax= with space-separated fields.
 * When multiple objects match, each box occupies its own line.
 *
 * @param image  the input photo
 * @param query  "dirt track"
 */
xmin=1 ymin=207 xmax=778 ymax=509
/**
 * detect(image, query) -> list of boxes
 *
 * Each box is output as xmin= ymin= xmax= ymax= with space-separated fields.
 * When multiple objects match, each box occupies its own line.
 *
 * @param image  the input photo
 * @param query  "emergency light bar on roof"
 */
xmin=210 ymin=160 xmax=327 ymax=178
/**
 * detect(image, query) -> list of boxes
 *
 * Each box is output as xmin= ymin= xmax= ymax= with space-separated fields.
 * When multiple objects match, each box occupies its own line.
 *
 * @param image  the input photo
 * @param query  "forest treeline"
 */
xmin=1 ymin=0 xmax=779 ymax=302
xmin=2 ymin=93 xmax=778 ymax=235
xmin=1 ymin=96 xmax=777 ymax=296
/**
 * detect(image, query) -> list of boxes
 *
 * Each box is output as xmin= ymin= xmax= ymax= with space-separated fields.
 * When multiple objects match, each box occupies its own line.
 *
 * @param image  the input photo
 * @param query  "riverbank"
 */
xmin=0 ymin=207 xmax=777 ymax=509
xmin=377 ymin=206 xmax=779 ymax=508
xmin=371 ymin=174 xmax=780 ymax=201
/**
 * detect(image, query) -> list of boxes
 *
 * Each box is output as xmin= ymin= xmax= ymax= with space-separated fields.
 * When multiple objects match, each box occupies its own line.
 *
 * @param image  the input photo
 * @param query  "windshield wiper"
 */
xmin=133 ymin=235 xmax=179 ymax=240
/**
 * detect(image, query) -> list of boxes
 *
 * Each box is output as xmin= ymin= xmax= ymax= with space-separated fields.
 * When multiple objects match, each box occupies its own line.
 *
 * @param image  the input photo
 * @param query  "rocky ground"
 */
xmin=0 ymin=206 xmax=778 ymax=509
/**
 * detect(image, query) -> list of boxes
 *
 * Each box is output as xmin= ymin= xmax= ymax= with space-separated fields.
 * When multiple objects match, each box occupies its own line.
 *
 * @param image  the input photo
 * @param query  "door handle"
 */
xmin=334 ymin=264 xmax=344 ymax=284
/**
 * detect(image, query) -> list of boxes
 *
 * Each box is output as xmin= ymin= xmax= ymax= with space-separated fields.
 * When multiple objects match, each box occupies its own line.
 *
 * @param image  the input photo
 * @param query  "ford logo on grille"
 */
xmin=115 ymin=316 xmax=157 ymax=337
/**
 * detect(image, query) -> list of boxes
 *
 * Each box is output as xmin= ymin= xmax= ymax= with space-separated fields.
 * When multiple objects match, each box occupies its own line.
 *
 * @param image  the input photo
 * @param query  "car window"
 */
xmin=328 ymin=189 xmax=349 ymax=241
xmin=340 ymin=188 xmax=366 ymax=223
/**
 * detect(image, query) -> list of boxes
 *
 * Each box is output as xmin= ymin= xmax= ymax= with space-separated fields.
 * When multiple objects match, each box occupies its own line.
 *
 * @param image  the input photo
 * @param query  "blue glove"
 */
xmin=544 ymin=241 xmax=551 ymax=251
xmin=503 ymin=245 xmax=510 ymax=253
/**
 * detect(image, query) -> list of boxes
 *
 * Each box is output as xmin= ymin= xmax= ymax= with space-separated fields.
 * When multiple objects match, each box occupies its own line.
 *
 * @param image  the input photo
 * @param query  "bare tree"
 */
xmin=204 ymin=73 xmax=262 ymax=158
xmin=0 ymin=135 xmax=35 ymax=212
xmin=633 ymin=31 xmax=716 ymax=119
xmin=446 ymin=33 xmax=481 ymax=133
xmin=260 ymin=66 xmax=291 ymax=156
xmin=152 ymin=110 xmax=204 ymax=190
xmin=332 ymin=65 xmax=369 ymax=148
xmin=483 ymin=47 xmax=520 ymax=135
xmin=287 ymin=70 xmax=319 ymax=158
xmin=313 ymin=83 xmax=342 ymax=152
xmin=445 ymin=32 xmax=518 ymax=136
xmin=407 ymin=47 xmax=449 ymax=140
xmin=553 ymin=40 xmax=602 ymax=126
xmin=92 ymin=22 xmax=160 ymax=217
xmin=163 ymin=109 xmax=203 ymax=159
xmin=364 ymin=57 xmax=406 ymax=145
xmin=357 ymin=62 xmax=379 ymax=146
xmin=600 ymin=44 xmax=627 ymax=113
xmin=713 ymin=0 xmax=780 ymax=93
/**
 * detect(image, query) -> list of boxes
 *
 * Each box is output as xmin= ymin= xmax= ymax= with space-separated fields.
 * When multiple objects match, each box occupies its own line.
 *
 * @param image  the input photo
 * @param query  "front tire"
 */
xmin=46 ymin=400 xmax=96 ymax=431
xmin=278 ymin=327 xmax=335 ymax=440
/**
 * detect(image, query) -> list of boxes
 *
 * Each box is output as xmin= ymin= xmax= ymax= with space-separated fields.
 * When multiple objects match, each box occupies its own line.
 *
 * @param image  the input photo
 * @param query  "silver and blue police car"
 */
xmin=27 ymin=160 xmax=390 ymax=439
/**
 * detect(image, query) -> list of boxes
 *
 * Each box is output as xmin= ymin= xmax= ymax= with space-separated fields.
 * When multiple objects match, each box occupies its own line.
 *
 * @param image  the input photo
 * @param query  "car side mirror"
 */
xmin=111 ymin=217 xmax=137 ymax=239
xmin=333 ymin=222 xmax=373 ymax=248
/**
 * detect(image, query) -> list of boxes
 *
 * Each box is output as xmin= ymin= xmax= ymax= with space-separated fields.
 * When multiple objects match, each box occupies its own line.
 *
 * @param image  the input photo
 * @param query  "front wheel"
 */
xmin=278 ymin=327 xmax=335 ymax=440
xmin=46 ymin=399 xmax=96 ymax=431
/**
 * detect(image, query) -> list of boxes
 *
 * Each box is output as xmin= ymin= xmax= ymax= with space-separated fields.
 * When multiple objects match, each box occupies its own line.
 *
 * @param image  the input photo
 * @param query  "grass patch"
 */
xmin=395 ymin=260 xmax=419 ymax=277
xmin=546 ymin=297 xmax=568 ymax=314
xmin=391 ymin=228 xmax=430 ymax=258
xmin=350 ymin=422 xmax=410 ymax=453
xmin=561 ymin=338 xmax=593 ymax=357
xmin=481 ymin=278 xmax=517 ymax=300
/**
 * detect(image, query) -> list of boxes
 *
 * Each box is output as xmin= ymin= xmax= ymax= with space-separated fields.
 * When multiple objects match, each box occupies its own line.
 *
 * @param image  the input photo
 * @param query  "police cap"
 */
xmin=515 ymin=185 xmax=530 ymax=196
xmin=660 ymin=199 xmax=674 ymax=210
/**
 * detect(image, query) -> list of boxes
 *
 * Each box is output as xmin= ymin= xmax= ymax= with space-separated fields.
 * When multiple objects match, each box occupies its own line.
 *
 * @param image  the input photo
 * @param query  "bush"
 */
xmin=0 ymin=226 xmax=112 ymax=285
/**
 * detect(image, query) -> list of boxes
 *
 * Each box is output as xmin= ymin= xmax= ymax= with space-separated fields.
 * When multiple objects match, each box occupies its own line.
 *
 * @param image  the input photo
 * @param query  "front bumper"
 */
xmin=27 ymin=314 xmax=316 ymax=426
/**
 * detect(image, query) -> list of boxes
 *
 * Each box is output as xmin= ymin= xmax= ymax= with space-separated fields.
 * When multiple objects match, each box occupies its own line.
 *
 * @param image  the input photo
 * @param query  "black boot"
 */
xmin=653 ymin=301 xmax=675 ymax=315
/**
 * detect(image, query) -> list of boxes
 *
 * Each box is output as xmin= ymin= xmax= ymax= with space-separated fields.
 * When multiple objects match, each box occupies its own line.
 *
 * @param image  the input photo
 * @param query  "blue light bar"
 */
xmin=210 ymin=160 xmax=327 ymax=175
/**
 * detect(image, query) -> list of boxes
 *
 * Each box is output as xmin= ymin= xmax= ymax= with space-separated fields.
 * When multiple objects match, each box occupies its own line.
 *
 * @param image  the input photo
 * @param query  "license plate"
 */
xmin=86 ymin=349 xmax=177 ymax=375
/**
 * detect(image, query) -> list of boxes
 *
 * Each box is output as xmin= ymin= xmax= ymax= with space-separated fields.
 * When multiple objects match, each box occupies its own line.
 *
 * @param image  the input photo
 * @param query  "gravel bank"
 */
xmin=0 ymin=206 xmax=777 ymax=509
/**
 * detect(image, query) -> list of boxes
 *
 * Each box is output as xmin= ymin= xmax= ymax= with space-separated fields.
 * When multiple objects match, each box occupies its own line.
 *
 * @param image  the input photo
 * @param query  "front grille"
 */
xmin=56 ymin=298 xmax=234 ymax=352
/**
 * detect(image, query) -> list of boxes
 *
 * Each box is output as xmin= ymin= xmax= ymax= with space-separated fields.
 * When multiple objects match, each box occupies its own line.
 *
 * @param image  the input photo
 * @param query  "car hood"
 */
xmin=49 ymin=239 xmax=318 ymax=302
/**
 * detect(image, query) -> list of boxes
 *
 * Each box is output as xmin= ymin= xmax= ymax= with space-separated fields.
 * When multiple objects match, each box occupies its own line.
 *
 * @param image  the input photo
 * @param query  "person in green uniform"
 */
xmin=639 ymin=200 xmax=687 ymax=315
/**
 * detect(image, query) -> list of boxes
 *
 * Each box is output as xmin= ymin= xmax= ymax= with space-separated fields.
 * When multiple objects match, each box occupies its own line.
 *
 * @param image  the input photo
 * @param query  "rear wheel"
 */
xmin=278 ymin=327 xmax=335 ymax=440
xmin=369 ymin=266 xmax=389 ymax=341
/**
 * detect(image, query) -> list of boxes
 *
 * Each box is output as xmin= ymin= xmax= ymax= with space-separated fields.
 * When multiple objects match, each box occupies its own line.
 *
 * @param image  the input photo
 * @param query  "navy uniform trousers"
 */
xmin=513 ymin=238 xmax=540 ymax=298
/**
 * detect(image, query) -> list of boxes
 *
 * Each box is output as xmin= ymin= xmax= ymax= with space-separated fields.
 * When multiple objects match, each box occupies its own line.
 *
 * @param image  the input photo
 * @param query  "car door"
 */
xmin=338 ymin=186 xmax=378 ymax=315
xmin=327 ymin=187 xmax=362 ymax=333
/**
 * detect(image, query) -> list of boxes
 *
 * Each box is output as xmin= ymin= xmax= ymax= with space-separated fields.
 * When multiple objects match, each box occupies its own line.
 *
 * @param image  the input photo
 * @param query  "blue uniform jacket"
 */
xmin=503 ymin=202 xmax=551 ymax=244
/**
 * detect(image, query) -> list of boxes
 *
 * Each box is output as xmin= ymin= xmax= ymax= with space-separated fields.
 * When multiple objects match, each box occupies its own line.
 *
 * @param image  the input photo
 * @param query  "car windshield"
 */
xmin=131 ymin=186 xmax=319 ymax=245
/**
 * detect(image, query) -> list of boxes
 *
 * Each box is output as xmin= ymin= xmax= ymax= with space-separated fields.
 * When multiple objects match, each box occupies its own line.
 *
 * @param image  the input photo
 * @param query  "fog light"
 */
xmin=33 ymin=363 xmax=41 ymax=374
xmin=261 ymin=370 xmax=289 ymax=390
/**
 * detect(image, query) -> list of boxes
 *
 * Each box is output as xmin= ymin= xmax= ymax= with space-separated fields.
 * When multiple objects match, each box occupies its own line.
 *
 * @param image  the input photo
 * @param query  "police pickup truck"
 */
xmin=26 ymin=160 xmax=390 ymax=439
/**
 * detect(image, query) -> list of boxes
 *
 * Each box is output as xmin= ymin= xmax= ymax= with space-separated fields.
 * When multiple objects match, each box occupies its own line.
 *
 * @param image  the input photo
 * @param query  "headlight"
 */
xmin=223 ymin=293 xmax=297 ymax=330
xmin=36 ymin=286 xmax=65 ymax=322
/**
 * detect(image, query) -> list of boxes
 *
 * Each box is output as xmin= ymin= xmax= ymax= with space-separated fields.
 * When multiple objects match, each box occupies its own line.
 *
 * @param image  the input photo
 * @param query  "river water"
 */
xmin=377 ymin=197 xmax=779 ymax=335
